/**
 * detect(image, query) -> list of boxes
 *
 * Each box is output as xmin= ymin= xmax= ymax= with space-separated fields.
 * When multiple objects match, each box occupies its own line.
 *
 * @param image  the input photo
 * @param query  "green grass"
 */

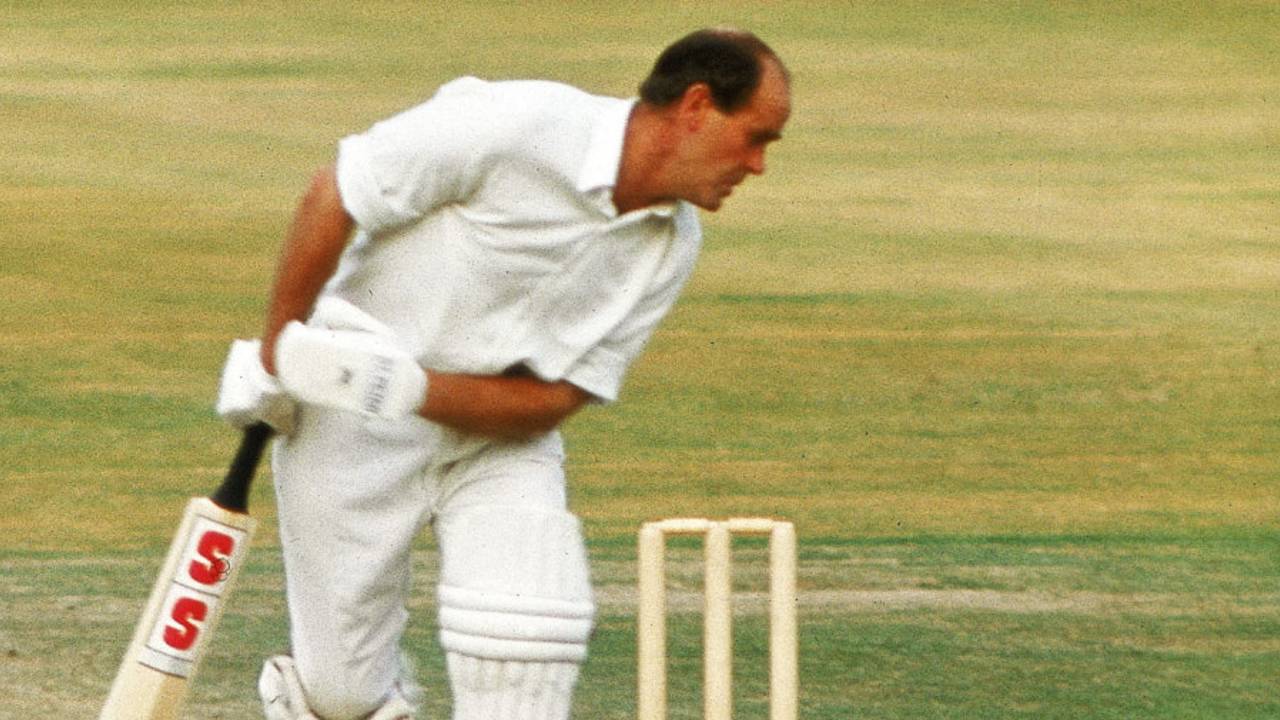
xmin=4 ymin=534 xmax=1276 ymax=718
xmin=2 ymin=1 xmax=1278 ymax=718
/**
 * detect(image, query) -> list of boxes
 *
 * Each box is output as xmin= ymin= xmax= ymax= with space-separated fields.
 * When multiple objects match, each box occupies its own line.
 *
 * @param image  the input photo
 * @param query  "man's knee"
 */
xmin=261 ymin=654 xmax=418 ymax=720
xmin=298 ymin=655 xmax=396 ymax=720
xmin=304 ymin=687 xmax=379 ymax=720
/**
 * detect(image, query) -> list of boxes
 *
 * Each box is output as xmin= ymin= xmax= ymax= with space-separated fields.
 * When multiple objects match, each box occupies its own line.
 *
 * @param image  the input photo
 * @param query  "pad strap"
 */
xmin=438 ymin=586 xmax=594 ymax=662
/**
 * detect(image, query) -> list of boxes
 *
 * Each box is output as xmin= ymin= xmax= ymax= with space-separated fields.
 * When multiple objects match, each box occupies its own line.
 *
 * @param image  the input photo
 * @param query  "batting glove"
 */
xmin=216 ymin=339 xmax=297 ymax=434
xmin=274 ymin=321 xmax=427 ymax=420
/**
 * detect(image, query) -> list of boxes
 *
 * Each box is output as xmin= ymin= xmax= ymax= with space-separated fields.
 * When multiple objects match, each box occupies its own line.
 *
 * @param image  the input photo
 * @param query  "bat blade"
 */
xmin=99 ymin=424 xmax=271 ymax=720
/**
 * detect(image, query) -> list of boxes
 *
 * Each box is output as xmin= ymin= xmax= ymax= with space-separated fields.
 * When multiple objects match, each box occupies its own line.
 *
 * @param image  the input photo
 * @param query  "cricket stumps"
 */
xmin=637 ymin=517 xmax=798 ymax=720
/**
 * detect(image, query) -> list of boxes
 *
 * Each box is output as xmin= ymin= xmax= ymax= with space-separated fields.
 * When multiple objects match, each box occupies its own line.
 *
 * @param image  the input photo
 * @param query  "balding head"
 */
xmin=639 ymin=28 xmax=789 ymax=114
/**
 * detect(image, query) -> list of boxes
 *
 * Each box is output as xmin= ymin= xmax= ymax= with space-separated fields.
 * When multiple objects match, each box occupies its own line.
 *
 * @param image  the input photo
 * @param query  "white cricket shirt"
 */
xmin=326 ymin=77 xmax=702 ymax=402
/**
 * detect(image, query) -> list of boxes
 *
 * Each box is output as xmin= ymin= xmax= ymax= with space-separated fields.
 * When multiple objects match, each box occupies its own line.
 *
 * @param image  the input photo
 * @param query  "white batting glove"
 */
xmin=216 ymin=339 xmax=297 ymax=434
xmin=274 ymin=321 xmax=428 ymax=420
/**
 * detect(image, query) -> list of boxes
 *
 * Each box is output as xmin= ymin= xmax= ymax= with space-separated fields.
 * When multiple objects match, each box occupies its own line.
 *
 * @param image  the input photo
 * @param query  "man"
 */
xmin=218 ymin=27 xmax=790 ymax=720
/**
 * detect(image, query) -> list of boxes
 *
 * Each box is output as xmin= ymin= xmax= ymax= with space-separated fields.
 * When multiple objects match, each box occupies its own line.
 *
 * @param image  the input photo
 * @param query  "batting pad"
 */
xmin=447 ymin=654 xmax=578 ymax=720
xmin=436 ymin=506 xmax=595 ymax=663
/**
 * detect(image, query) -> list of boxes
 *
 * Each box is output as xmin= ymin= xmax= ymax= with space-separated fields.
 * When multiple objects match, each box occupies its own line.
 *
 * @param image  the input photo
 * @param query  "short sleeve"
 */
xmin=334 ymin=77 xmax=508 ymax=234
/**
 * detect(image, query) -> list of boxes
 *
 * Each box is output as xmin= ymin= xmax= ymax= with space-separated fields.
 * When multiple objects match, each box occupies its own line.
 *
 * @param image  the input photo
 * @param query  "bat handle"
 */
xmin=209 ymin=422 xmax=274 ymax=513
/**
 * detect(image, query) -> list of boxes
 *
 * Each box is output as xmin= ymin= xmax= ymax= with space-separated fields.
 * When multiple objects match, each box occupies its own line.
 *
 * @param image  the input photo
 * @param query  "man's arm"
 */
xmin=274 ymin=325 xmax=591 ymax=439
xmin=421 ymin=372 xmax=592 ymax=441
xmin=260 ymin=164 xmax=354 ymax=374
xmin=261 ymin=164 xmax=590 ymax=440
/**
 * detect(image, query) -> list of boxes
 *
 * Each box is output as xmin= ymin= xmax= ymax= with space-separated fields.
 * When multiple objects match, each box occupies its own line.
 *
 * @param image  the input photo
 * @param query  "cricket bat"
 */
xmin=99 ymin=422 xmax=273 ymax=720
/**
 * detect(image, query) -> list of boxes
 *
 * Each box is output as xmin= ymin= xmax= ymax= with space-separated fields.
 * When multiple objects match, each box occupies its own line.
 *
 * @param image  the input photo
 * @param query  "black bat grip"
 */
xmin=209 ymin=422 xmax=274 ymax=513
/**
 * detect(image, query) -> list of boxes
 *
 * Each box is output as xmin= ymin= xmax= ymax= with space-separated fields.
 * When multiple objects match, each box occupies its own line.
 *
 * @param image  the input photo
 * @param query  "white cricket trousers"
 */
xmin=271 ymin=403 xmax=592 ymax=720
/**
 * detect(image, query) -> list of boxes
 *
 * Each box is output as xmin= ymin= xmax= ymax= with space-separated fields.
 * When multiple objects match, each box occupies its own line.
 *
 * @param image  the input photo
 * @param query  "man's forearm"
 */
xmin=261 ymin=165 xmax=354 ymax=374
xmin=421 ymin=372 xmax=591 ymax=441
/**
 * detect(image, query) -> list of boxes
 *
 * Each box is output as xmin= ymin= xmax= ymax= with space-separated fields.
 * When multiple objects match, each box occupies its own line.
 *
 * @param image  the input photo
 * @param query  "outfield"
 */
xmin=2 ymin=2 xmax=1278 ymax=718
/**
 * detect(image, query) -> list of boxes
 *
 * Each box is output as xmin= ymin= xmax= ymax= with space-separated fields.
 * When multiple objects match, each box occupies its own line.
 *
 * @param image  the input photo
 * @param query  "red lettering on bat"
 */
xmin=163 ymin=597 xmax=208 ymax=651
xmin=188 ymin=530 xmax=235 ymax=585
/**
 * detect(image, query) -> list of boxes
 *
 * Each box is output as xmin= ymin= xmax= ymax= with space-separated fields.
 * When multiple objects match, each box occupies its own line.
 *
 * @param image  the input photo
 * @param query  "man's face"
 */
xmin=678 ymin=59 xmax=791 ymax=211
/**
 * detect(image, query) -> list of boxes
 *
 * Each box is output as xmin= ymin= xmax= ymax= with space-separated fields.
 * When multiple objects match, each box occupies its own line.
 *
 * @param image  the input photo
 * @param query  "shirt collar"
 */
xmin=576 ymin=97 xmax=676 ymax=219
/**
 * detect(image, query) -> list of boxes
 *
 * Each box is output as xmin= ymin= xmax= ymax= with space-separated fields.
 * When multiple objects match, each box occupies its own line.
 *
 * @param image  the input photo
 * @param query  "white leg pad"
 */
xmin=447 ymin=654 xmax=578 ymax=720
xmin=435 ymin=505 xmax=594 ymax=720
xmin=435 ymin=506 xmax=595 ymax=663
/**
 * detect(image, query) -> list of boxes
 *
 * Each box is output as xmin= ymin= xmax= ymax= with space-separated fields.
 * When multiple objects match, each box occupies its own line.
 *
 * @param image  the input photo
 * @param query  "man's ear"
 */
xmin=675 ymin=82 xmax=714 ymax=131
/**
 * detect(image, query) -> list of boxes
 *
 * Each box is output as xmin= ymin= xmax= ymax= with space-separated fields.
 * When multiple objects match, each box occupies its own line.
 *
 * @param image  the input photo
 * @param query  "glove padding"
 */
xmin=274 ymin=321 xmax=427 ymax=420
xmin=217 ymin=339 xmax=297 ymax=434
